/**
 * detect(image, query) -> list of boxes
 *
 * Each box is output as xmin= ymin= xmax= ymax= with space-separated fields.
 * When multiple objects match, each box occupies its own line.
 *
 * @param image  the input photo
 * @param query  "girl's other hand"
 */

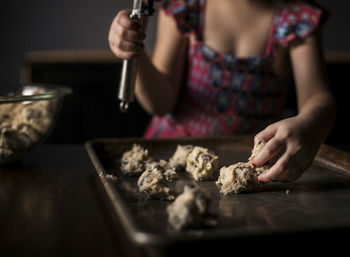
xmin=108 ymin=10 xmax=147 ymax=59
xmin=251 ymin=116 xmax=321 ymax=183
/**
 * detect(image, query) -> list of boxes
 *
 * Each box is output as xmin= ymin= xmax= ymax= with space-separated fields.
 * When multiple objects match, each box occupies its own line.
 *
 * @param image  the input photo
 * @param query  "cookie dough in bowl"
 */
xmin=0 ymin=84 xmax=71 ymax=164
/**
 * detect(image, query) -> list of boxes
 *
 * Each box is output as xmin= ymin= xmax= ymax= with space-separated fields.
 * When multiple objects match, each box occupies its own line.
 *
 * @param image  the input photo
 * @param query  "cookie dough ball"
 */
xmin=121 ymin=144 xmax=152 ymax=175
xmin=216 ymin=162 xmax=259 ymax=194
xmin=168 ymin=145 xmax=194 ymax=170
xmin=249 ymin=140 xmax=266 ymax=162
xmin=137 ymin=167 xmax=174 ymax=200
xmin=167 ymin=185 xmax=216 ymax=230
xmin=186 ymin=146 xmax=219 ymax=181
xmin=248 ymin=140 xmax=270 ymax=174
xmin=146 ymin=159 xmax=179 ymax=181
xmin=216 ymin=140 xmax=272 ymax=194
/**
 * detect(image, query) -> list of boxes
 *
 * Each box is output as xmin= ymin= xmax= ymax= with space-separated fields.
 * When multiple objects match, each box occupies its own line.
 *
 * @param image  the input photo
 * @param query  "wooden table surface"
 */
xmin=0 ymin=144 xmax=135 ymax=257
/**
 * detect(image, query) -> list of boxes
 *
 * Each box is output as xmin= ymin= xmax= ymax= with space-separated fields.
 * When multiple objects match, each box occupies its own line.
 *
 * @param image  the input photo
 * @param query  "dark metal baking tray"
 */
xmin=85 ymin=136 xmax=350 ymax=251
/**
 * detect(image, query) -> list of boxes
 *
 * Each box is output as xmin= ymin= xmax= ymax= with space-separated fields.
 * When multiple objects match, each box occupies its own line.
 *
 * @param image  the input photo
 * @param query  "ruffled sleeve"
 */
xmin=272 ymin=1 xmax=328 ymax=47
xmin=160 ymin=0 xmax=202 ymax=37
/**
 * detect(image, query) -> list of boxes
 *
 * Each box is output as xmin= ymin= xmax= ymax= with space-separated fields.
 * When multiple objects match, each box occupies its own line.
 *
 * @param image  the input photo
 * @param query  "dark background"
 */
xmin=0 ymin=0 xmax=349 ymax=149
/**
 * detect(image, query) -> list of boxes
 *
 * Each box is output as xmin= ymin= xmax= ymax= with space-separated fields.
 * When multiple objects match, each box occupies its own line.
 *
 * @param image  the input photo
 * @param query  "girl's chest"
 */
xmin=200 ymin=1 xmax=277 ymax=58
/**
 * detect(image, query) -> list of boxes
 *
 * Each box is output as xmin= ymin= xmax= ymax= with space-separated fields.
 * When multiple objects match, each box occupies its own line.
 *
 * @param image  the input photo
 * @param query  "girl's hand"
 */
xmin=108 ymin=10 xmax=147 ymax=59
xmin=251 ymin=116 xmax=322 ymax=183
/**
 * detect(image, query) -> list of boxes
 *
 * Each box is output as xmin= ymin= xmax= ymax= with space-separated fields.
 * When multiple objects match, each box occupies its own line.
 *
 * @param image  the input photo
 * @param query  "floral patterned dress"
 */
xmin=144 ymin=0 xmax=326 ymax=138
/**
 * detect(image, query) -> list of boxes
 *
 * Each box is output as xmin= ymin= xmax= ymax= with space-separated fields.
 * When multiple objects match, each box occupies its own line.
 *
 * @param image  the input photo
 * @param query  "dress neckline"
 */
xmin=196 ymin=0 xmax=282 ymax=60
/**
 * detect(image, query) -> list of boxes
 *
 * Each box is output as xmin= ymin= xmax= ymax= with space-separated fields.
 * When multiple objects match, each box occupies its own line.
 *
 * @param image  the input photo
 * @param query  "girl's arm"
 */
xmin=251 ymin=30 xmax=336 ymax=182
xmin=135 ymin=10 xmax=188 ymax=115
xmin=109 ymin=9 xmax=188 ymax=115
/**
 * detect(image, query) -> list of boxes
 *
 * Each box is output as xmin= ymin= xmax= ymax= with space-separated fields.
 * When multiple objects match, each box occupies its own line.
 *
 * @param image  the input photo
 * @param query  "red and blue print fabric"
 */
xmin=144 ymin=0 xmax=327 ymax=138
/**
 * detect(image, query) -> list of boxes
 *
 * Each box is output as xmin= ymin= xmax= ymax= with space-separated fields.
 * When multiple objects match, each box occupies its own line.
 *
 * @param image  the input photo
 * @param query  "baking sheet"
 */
xmin=85 ymin=136 xmax=350 ymax=248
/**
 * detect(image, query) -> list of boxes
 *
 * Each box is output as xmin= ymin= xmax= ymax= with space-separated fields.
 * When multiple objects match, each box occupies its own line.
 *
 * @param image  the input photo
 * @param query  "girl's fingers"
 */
xmin=116 ymin=10 xmax=141 ymax=30
xmin=108 ymin=10 xmax=146 ymax=60
xmin=258 ymin=144 xmax=309 ymax=183
xmin=114 ymin=24 xmax=146 ymax=43
xmin=111 ymin=37 xmax=143 ymax=52
xmin=110 ymin=45 xmax=138 ymax=59
xmin=254 ymin=123 xmax=278 ymax=146
xmin=258 ymin=151 xmax=291 ymax=182
xmin=252 ymin=137 xmax=285 ymax=167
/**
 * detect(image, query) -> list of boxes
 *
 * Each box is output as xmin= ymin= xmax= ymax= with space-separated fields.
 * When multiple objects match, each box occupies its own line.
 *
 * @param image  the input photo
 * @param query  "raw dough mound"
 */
xmin=186 ymin=146 xmax=219 ymax=181
xmin=249 ymin=140 xmax=266 ymax=162
xmin=121 ymin=144 xmax=152 ymax=175
xmin=137 ymin=166 xmax=174 ymax=200
xmin=167 ymin=185 xmax=216 ymax=230
xmin=216 ymin=140 xmax=269 ymax=194
xmin=146 ymin=159 xmax=179 ymax=181
xmin=216 ymin=162 xmax=259 ymax=194
xmin=0 ymin=97 xmax=52 ymax=162
xmin=248 ymin=140 xmax=270 ymax=175
xmin=168 ymin=144 xmax=194 ymax=170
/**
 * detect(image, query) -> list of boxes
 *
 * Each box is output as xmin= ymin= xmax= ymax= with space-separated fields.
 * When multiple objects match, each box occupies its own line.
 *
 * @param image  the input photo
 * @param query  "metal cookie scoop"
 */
xmin=118 ymin=0 xmax=155 ymax=113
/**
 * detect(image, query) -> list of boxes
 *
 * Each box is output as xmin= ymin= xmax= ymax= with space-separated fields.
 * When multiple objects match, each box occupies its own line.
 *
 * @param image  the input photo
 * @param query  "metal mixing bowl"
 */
xmin=0 ymin=84 xmax=72 ymax=164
